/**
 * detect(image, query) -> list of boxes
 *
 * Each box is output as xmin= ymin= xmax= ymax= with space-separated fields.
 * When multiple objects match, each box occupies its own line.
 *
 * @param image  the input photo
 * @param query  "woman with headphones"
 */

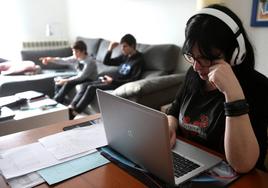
xmin=167 ymin=4 xmax=268 ymax=173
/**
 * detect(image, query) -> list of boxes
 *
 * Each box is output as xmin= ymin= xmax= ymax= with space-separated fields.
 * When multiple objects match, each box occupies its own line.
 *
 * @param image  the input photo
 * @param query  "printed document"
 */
xmin=7 ymin=172 xmax=45 ymax=188
xmin=0 ymin=142 xmax=96 ymax=179
xmin=38 ymin=123 xmax=107 ymax=159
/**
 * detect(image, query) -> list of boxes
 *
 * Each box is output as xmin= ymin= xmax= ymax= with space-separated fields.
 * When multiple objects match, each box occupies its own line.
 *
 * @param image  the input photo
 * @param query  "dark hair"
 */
xmin=120 ymin=34 xmax=137 ymax=48
xmin=182 ymin=4 xmax=255 ymax=94
xmin=72 ymin=40 xmax=88 ymax=55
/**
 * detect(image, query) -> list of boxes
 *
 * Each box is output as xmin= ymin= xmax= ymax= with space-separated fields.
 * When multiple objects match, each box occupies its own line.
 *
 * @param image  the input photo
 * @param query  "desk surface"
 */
xmin=0 ymin=114 xmax=267 ymax=188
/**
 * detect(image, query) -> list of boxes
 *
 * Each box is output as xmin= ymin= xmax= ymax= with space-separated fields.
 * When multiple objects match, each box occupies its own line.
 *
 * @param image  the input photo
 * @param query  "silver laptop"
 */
xmin=96 ymin=89 xmax=222 ymax=186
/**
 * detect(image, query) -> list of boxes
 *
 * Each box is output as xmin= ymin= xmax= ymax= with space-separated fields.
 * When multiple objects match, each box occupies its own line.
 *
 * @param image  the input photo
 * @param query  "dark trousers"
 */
xmin=70 ymin=81 xmax=117 ymax=113
xmin=54 ymin=79 xmax=91 ymax=104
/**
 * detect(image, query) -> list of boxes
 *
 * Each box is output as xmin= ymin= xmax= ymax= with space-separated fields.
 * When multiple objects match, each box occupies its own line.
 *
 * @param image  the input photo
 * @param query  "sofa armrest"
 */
xmin=113 ymin=73 xmax=185 ymax=98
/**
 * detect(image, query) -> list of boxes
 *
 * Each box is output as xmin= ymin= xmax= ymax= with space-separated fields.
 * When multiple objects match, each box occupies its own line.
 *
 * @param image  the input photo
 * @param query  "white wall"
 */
xmin=0 ymin=1 xmax=23 ymax=60
xmin=17 ymin=0 xmax=69 ymax=41
xmin=66 ymin=0 xmax=195 ymax=46
xmin=225 ymin=0 xmax=268 ymax=76
xmin=0 ymin=0 xmax=69 ymax=60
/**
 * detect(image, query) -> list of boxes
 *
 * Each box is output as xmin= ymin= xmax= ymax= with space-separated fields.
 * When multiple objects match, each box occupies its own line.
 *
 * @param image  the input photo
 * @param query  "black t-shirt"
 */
xmin=168 ymin=69 xmax=268 ymax=170
xmin=177 ymin=90 xmax=225 ymax=153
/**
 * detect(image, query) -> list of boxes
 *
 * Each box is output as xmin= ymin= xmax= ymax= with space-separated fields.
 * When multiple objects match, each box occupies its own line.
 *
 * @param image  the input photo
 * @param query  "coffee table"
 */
xmin=0 ymin=97 xmax=69 ymax=136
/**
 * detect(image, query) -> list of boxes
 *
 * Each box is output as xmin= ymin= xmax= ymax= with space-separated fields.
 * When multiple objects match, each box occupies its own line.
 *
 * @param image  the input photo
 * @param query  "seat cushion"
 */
xmin=95 ymin=39 xmax=122 ymax=62
xmin=0 ymin=58 xmax=7 ymax=63
xmin=138 ymin=44 xmax=180 ymax=74
xmin=76 ymin=36 xmax=102 ymax=58
xmin=96 ymin=62 xmax=118 ymax=77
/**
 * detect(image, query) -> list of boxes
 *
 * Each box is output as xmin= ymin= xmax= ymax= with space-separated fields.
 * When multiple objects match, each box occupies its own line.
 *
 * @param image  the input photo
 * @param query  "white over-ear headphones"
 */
xmin=196 ymin=8 xmax=246 ymax=66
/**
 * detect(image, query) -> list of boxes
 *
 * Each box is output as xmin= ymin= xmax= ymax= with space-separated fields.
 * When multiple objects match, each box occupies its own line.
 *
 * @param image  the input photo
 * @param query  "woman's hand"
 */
xmin=208 ymin=60 xmax=245 ymax=102
xmin=167 ymin=115 xmax=178 ymax=149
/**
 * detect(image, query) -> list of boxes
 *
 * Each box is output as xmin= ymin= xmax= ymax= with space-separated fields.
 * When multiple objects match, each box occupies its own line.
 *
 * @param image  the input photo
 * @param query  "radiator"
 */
xmin=22 ymin=40 xmax=70 ymax=50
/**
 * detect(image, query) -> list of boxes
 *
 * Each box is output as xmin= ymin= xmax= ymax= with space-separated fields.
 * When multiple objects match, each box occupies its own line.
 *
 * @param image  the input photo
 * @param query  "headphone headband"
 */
xmin=195 ymin=8 xmax=246 ymax=66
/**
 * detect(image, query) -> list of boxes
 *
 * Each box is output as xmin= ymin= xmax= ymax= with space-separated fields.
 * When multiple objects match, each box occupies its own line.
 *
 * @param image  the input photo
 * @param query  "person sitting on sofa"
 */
xmin=39 ymin=40 xmax=98 ymax=104
xmin=68 ymin=34 xmax=145 ymax=119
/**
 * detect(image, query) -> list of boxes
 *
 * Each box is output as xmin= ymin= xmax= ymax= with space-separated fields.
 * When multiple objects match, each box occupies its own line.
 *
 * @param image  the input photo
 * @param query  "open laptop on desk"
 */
xmin=96 ymin=89 xmax=222 ymax=186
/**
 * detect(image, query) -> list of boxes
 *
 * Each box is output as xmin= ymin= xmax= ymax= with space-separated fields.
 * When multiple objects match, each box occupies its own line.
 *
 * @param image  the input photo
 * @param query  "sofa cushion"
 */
xmin=21 ymin=48 xmax=72 ymax=70
xmin=0 ymin=58 xmax=7 ymax=63
xmin=95 ymin=39 xmax=110 ymax=62
xmin=76 ymin=36 xmax=102 ymax=58
xmin=94 ymin=39 xmax=122 ymax=76
xmin=138 ymin=44 xmax=180 ymax=74
xmin=141 ymin=70 xmax=166 ymax=79
xmin=96 ymin=61 xmax=118 ymax=77
xmin=95 ymin=39 xmax=122 ymax=63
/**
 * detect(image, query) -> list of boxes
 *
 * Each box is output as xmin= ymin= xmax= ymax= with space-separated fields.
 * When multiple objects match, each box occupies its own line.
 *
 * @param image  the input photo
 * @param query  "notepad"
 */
xmin=37 ymin=151 xmax=110 ymax=185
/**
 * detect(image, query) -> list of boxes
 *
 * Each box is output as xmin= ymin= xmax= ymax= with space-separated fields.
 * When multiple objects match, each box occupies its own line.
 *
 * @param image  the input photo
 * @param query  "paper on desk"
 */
xmin=38 ymin=122 xmax=108 ymax=160
xmin=38 ymin=151 xmax=110 ymax=185
xmin=7 ymin=172 xmax=45 ymax=188
xmin=0 ymin=142 xmax=96 ymax=179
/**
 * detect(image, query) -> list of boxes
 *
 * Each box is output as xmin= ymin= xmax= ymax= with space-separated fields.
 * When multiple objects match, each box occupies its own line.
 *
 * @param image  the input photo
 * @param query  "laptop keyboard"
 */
xmin=172 ymin=152 xmax=200 ymax=177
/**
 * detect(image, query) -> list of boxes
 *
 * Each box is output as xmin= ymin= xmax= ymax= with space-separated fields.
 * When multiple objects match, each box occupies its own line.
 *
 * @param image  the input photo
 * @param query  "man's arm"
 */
xmin=68 ymin=59 xmax=97 ymax=83
xmin=39 ymin=56 xmax=76 ymax=66
xmin=39 ymin=57 xmax=57 ymax=65
xmin=103 ymin=42 xmax=124 ymax=66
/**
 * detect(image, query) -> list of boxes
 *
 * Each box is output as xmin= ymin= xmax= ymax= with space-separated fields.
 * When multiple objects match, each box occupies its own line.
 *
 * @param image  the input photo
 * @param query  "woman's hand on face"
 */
xmin=208 ymin=60 xmax=245 ymax=101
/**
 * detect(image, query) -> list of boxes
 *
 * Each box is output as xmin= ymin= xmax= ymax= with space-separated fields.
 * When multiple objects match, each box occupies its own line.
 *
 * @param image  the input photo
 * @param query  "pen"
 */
xmin=63 ymin=121 xmax=93 ymax=131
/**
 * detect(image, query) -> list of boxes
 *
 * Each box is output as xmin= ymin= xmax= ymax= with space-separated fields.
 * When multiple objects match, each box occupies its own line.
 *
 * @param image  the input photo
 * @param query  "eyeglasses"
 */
xmin=183 ymin=53 xmax=213 ymax=67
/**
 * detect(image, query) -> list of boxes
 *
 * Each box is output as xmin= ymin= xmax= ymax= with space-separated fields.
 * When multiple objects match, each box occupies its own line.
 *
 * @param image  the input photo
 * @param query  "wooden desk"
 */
xmin=0 ymin=114 xmax=267 ymax=188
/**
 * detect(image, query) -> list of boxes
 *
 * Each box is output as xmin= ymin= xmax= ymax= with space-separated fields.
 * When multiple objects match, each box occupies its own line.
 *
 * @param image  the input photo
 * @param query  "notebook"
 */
xmin=96 ymin=89 xmax=222 ymax=186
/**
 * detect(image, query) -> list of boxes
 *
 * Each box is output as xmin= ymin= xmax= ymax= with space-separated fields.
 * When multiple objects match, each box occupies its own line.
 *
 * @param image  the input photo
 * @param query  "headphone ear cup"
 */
xmin=196 ymin=8 xmax=247 ymax=66
xmin=230 ymin=47 xmax=238 ymax=66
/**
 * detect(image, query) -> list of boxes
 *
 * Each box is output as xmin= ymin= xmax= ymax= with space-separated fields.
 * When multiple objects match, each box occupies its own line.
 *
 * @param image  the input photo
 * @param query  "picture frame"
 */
xmin=251 ymin=0 xmax=268 ymax=26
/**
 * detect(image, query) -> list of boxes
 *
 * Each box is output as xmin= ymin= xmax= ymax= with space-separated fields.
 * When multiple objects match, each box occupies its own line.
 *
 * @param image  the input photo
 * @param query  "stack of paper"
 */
xmin=0 ymin=123 xmax=109 ymax=187
xmin=38 ymin=123 xmax=107 ymax=159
